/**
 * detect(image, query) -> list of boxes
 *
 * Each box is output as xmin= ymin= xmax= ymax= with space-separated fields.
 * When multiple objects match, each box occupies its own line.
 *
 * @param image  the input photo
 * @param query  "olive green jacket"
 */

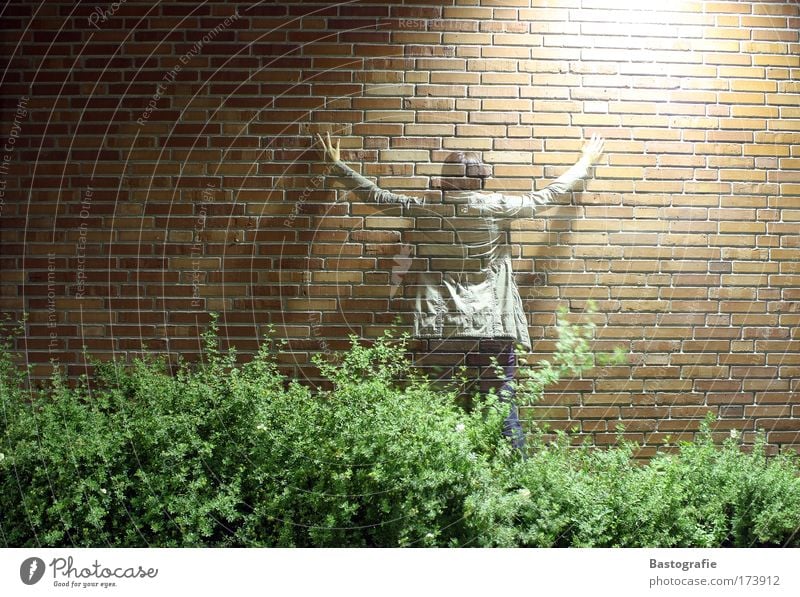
xmin=331 ymin=157 xmax=592 ymax=349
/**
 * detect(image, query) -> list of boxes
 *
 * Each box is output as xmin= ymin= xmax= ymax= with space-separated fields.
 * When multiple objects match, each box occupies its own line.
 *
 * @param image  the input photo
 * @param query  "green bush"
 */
xmin=0 ymin=317 xmax=513 ymax=547
xmin=1 ymin=313 xmax=799 ymax=547
xmin=236 ymin=335 xmax=510 ymax=547
xmin=467 ymin=420 xmax=800 ymax=547
xmin=0 ymin=315 xmax=261 ymax=547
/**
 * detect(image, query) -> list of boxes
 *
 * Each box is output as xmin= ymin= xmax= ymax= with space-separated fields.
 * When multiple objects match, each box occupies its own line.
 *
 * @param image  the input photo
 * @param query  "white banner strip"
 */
xmin=1 ymin=548 xmax=797 ymax=596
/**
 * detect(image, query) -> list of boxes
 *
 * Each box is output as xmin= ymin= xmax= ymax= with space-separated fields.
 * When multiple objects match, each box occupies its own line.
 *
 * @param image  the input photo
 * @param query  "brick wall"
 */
xmin=1 ymin=0 xmax=798 ymax=456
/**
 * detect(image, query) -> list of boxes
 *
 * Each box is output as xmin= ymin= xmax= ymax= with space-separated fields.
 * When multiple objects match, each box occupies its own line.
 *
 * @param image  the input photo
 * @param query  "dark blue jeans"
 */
xmin=481 ymin=339 xmax=525 ymax=450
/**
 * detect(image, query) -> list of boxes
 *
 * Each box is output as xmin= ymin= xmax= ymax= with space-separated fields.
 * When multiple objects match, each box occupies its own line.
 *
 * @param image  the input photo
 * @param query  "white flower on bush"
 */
xmin=100 ymin=488 xmax=107 ymax=495
xmin=467 ymin=452 xmax=477 ymax=462
xmin=256 ymin=424 xmax=267 ymax=432
xmin=517 ymin=488 xmax=531 ymax=499
xmin=730 ymin=428 xmax=739 ymax=440
xmin=455 ymin=423 xmax=465 ymax=433
xmin=425 ymin=532 xmax=434 ymax=540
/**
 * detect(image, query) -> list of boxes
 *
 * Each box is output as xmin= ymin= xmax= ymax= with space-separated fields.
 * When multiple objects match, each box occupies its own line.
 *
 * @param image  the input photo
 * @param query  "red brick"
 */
xmin=1 ymin=0 xmax=797 ymax=457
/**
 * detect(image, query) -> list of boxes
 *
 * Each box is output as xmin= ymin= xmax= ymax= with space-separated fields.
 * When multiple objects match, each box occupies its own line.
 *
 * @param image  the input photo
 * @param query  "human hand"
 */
xmin=580 ymin=133 xmax=605 ymax=165
xmin=316 ymin=131 xmax=340 ymax=162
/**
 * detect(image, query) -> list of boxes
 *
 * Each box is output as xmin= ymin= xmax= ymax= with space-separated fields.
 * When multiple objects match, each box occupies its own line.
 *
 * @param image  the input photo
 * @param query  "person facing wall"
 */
xmin=317 ymin=132 xmax=605 ymax=450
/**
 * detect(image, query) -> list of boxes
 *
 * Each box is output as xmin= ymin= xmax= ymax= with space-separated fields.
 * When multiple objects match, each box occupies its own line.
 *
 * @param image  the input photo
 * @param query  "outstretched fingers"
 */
xmin=582 ymin=133 xmax=605 ymax=164
xmin=592 ymin=134 xmax=605 ymax=156
xmin=315 ymin=132 xmax=339 ymax=162
xmin=320 ymin=131 xmax=339 ymax=162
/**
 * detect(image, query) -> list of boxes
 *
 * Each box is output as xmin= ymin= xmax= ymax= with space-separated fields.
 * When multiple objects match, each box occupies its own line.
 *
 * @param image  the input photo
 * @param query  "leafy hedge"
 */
xmin=1 ymin=315 xmax=798 ymax=547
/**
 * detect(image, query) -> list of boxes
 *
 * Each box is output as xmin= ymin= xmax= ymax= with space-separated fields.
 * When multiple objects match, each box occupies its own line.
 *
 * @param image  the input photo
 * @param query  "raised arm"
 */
xmin=316 ymin=132 xmax=424 ymax=208
xmin=483 ymin=134 xmax=605 ymax=218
